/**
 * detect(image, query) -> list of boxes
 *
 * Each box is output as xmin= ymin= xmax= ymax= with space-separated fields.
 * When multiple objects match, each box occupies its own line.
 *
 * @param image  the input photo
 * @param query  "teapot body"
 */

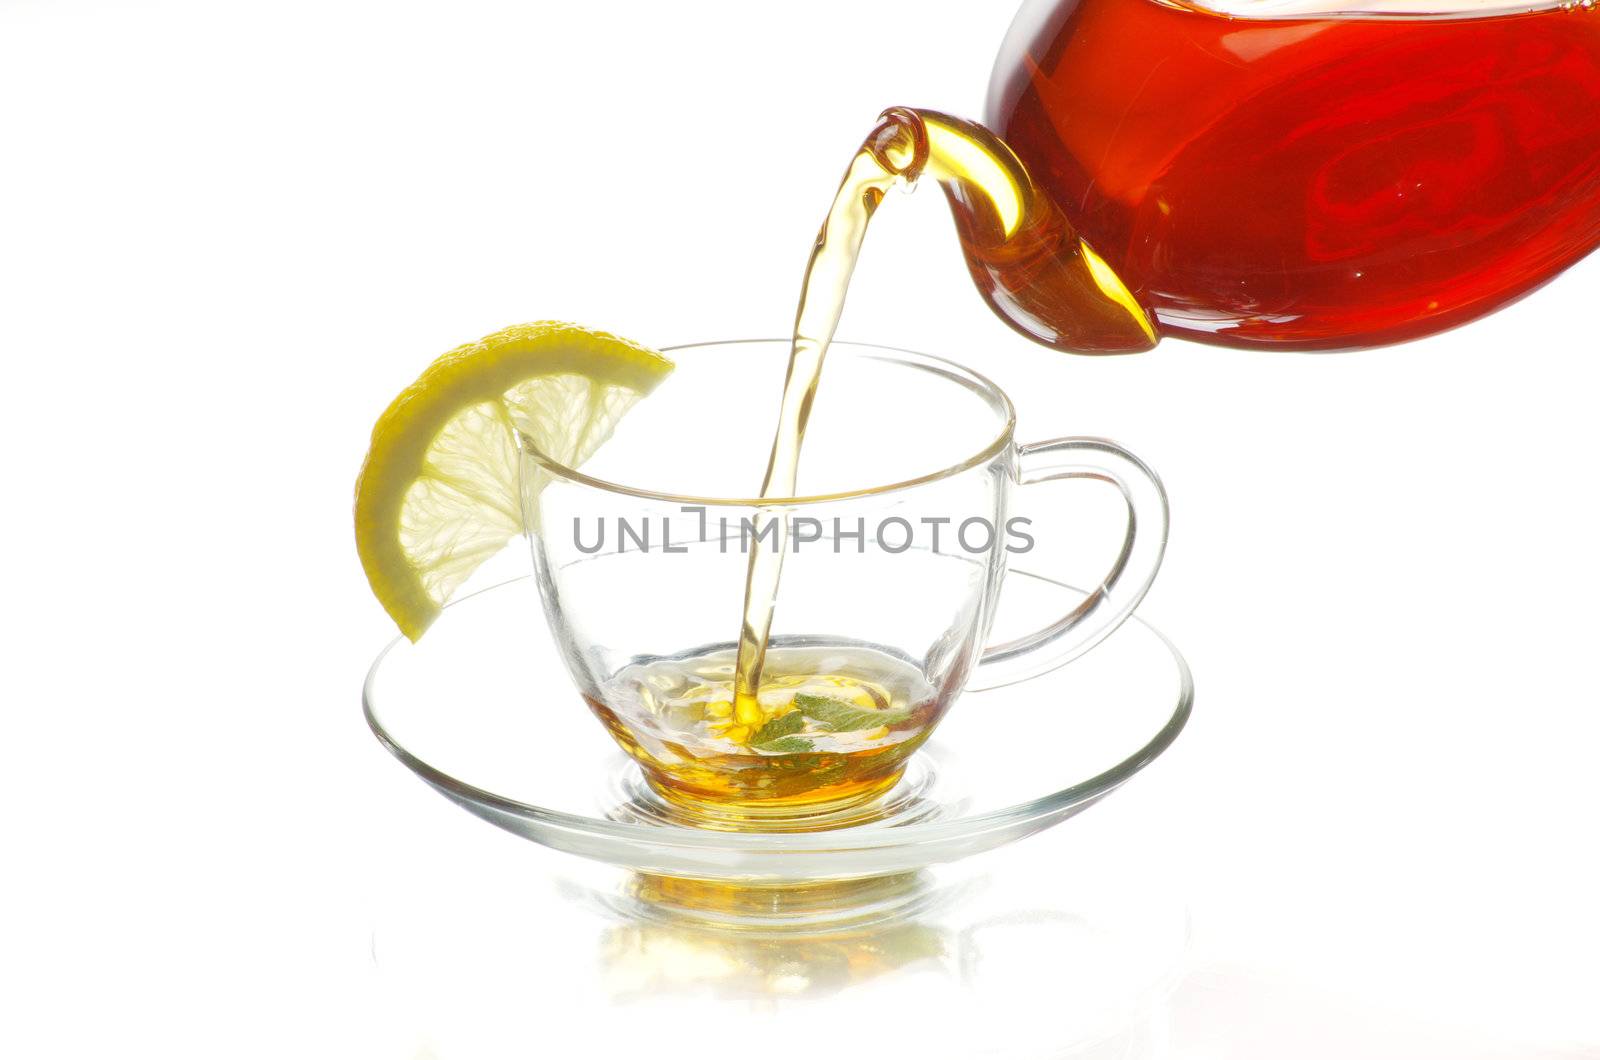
xmin=983 ymin=0 xmax=1600 ymax=349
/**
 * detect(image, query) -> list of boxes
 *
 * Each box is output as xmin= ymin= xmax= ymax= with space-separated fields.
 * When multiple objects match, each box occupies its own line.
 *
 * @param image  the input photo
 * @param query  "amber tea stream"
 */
xmin=591 ymin=108 xmax=1155 ymax=813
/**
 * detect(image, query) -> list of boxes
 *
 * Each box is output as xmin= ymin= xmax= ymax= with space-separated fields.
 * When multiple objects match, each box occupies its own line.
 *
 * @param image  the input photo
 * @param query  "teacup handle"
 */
xmin=968 ymin=437 xmax=1168 ymax=691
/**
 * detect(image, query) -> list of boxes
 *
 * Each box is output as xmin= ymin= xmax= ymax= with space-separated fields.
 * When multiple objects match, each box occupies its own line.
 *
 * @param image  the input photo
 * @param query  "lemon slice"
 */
xmin=355 ymin=321 xmax=672 ymax=640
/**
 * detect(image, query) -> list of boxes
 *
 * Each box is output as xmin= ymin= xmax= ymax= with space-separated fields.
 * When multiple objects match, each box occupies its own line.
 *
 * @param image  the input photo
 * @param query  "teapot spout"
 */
xmin=895 ymin=108 xmax=1158 ymax=354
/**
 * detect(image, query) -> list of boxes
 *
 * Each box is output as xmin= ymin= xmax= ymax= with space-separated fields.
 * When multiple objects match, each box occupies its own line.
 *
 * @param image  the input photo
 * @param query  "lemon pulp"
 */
xmin=354 ymin=321 xmax=672 ymax=640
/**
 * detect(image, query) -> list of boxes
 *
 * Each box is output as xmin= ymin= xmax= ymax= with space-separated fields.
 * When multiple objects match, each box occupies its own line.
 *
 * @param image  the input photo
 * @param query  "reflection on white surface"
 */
xmin=370 ymin=838 xmax=1189 ymax=1060
xmin=588 ymin=873 xmax=960 ymax=1002
xmin=367 ymin=801 xmax=1599 ymax=1060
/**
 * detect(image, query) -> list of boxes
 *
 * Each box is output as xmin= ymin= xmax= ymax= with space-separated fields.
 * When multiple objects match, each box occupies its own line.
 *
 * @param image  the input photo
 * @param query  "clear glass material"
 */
xmin=369 ymin=828 xmax=1190 ymax=1059
xmin=362 ymin=571 xmax=1193 ymax=881
xmin=515 ymin=341 xmax=1168 ymax=817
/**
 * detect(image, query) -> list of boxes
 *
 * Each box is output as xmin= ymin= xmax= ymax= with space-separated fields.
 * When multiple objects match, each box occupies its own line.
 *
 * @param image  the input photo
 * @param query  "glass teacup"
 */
xmin=518 ymin=341 xmax=1166 ymax=822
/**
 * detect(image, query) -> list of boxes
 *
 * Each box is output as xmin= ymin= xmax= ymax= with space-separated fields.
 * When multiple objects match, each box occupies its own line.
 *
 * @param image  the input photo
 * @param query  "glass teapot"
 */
xmin=890 ymin=0 xmax=1600 ymax=352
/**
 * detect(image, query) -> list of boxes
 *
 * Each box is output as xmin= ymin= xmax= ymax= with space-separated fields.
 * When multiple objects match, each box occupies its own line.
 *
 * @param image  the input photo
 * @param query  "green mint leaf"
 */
xmin=794 ymin=693 xmax=910 ymax=732
xmin=754 ymin=735 xmax=814 ymax=754
xmin=751 ymin=709 xmax=805 ymax=745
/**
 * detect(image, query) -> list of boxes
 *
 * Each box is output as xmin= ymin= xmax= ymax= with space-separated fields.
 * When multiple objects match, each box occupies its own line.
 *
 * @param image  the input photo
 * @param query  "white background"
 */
xmin=2 ymin=0 xmax=1597 ymax=1056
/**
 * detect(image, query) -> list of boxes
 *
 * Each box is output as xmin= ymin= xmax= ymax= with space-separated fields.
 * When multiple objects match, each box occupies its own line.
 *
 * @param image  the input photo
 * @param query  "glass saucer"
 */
xmin=363 ymin=570 xmax=1192 ymax=881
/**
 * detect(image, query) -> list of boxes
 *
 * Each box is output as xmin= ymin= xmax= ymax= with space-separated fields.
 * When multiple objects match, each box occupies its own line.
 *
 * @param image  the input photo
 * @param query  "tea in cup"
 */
xmin=519 ymin=341 xmax=1166 ymax=819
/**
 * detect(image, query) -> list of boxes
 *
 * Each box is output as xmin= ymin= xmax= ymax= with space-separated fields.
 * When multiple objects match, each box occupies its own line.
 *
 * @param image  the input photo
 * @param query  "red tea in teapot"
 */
xmin=731 ymin=4 xmax=1600 ymax=729
xmin=988 ymin=0 xmax=1600 ymax=348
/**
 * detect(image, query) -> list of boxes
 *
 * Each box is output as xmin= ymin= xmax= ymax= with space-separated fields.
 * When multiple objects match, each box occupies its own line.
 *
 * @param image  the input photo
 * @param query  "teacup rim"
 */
xmin=516 ymin=339 xmax=1018 ymax=508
